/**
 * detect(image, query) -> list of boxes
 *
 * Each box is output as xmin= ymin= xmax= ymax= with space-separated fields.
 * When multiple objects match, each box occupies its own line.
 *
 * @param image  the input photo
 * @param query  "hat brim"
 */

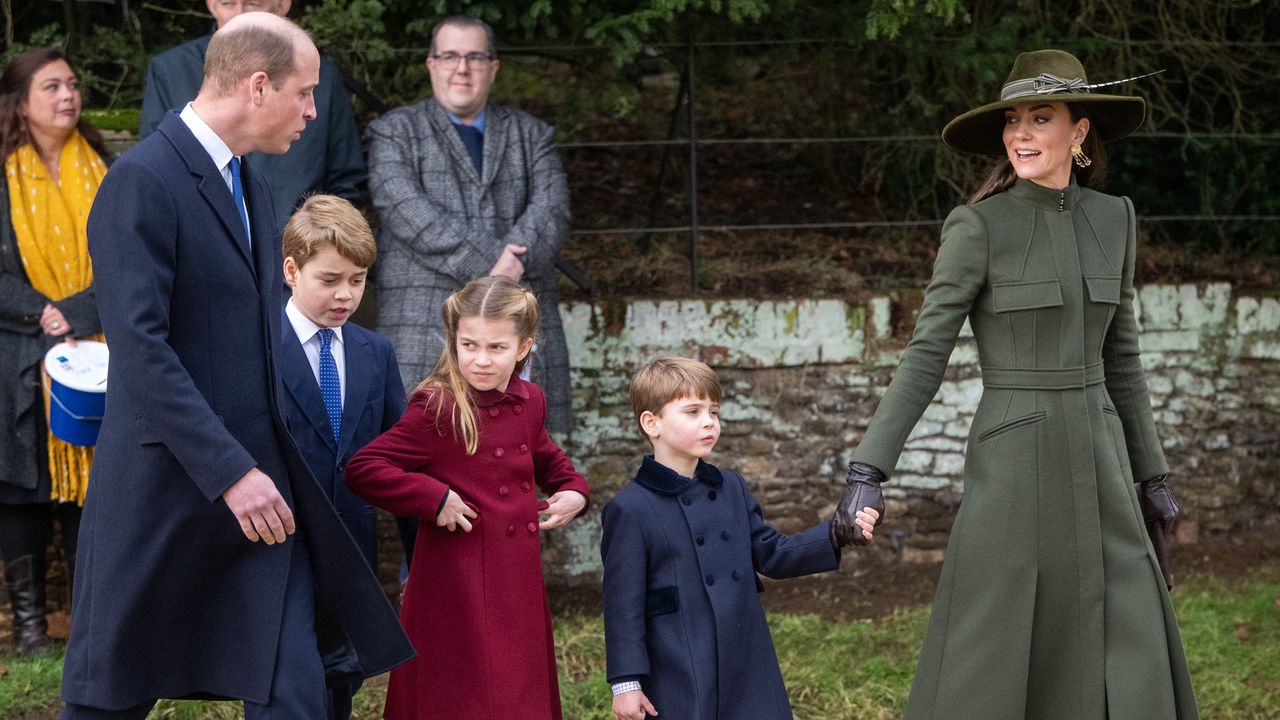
xmin=941 ymin=95 xmax=1146 ymax=156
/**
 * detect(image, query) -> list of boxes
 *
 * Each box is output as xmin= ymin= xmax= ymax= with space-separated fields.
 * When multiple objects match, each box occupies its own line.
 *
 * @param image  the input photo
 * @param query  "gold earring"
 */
xmin=1071 ymin=143 xmax=1092 ymax=168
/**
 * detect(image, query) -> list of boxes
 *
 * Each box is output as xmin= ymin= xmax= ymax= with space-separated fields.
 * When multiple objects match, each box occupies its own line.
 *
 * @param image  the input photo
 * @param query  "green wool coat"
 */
xmin=853 ymin=178 xmax=1197 ymax=720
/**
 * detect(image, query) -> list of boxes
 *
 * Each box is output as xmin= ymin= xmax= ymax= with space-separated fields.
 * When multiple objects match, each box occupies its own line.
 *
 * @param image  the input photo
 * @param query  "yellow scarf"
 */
xmin=6 ymin=129 xmax=106 ymax=505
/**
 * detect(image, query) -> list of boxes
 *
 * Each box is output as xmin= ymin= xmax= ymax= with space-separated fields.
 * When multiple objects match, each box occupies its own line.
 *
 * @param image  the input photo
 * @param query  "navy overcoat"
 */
xmin=601 ymin=457 xmax=841 ymax=720
xmin=279 ymin=313 xmax=405 ymax=569
xmin=61 ymin=113 xmax=413 ymax=710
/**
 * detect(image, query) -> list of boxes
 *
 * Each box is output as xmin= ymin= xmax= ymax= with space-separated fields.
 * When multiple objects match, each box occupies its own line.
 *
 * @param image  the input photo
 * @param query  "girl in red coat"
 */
xmin=346 ymin=276 xmax=590 ymax=720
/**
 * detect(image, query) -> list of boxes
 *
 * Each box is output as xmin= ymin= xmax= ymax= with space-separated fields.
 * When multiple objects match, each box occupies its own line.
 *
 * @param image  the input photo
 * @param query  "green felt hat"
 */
xmin=942 ymin=49 xmax=1150 ymax=156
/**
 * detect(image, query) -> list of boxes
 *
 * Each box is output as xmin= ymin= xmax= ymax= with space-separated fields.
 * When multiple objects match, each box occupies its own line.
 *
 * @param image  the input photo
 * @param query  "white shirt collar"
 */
xmin=178 ymin=103 xmax=235 ymax=176
xmin=286 ymin=298 xmax=344 ymax=346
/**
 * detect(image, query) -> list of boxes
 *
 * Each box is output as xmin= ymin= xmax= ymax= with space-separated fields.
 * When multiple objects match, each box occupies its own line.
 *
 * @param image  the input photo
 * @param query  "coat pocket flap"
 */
xmin=1085 ymin=276 xmax=1122 ymax=305
xmin=992 ymin=280 xmax=1064 ymax=313
xmin=645 ymin=586 xmax=679 ymax=619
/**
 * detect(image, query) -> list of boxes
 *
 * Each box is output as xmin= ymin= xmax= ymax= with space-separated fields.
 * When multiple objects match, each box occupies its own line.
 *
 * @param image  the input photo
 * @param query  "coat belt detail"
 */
xmin=980 ymin=362 xmax=1105 ymax=390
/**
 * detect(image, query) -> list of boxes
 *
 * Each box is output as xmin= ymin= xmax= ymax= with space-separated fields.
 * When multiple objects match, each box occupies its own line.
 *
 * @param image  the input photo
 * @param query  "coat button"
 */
xmin=527 ymin=522 xmax=538 ymax=534
xmin=695 ymin=535 xmax=705 ymax=546
xmin=681 ymin=497 xmax=692 ymax=506
xmin=489 ymin=407 xmax=499 ymax=417
xmin=519 ymin=443 xmax=529 ymax=454
xmin=494 ymin=447 xmax=505 ymax=458
xmin=513 ymin=406 xmax=523 ymax=415
xmin=521 ymin=482 xmax=531 ymax=493
xmin=708 ymin=490 xmax=717 ymax=501
xmin=335 ymin=461 xmax=345 ymax=473
xmin=499 ymin=486 xmax=509 ymax=497
xmin=721 ymin=530 xmax=731 ymax=541
xmin=732 ymin=570 xmax=742 ymax=581
xmin=705 ymin=574 xmax=715 ymax=586
xmin=506 ymin=525 xmax=516 ymax=536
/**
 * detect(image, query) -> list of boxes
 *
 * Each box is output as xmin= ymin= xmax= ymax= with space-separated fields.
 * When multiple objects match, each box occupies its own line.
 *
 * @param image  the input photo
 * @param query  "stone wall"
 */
xmin=540 ymin=284 xmax=1280 ymax=583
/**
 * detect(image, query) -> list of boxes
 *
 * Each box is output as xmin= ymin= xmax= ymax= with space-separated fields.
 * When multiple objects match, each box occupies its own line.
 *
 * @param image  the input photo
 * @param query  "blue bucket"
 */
xmin=44 ymin=341 xmax=109 ymax=447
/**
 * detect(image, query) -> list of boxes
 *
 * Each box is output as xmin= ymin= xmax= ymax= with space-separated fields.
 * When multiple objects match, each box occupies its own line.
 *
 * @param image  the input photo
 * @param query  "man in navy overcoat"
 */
xmin=60 ymin=14 xmax=412 ymax=719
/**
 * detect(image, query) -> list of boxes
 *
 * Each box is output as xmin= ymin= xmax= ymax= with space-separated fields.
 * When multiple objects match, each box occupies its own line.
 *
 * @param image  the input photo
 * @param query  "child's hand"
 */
xmin=538 ymin=490 xmax=587 ymax=530
xmin=854 ymin=506 xmax=880 ymax=542
xmin=436 ymin=490 xmax=477 ymax=532
xmin=612 ymin=690 xmax=657 ymax=719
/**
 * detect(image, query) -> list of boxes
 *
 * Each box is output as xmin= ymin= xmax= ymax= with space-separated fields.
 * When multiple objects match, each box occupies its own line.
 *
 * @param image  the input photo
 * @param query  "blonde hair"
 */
xmin=415 ymin=276 xmax=540 ymax=455
xmin=282 ymin=194 xmax=376 ymax=269
xmin=629 ymin=357 xmax=723 ymax=443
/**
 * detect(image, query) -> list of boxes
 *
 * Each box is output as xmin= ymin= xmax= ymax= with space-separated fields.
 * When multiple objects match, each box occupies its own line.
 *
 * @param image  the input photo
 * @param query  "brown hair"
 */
xmin=967 ymin=103 xmax=1107 ymax=204
xmin=0 ymin=48 xmax=107 ymax=161
xmin=429 ymin=16 xmax=497 ymax=58
xmin=415 ymin=276 xmax=540 ymax=455
xmin=629 ymin=357 xmax=723 ymax=443
xmin=203 ymin=21 xmax=302 ymax=96
xmin=282 ymin=194 xmax=376 ymax=269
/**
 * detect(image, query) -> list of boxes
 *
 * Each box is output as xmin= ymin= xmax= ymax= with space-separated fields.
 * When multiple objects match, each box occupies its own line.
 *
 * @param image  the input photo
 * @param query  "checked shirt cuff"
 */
xmin=611 ymin=681 xmax=643 ymax=696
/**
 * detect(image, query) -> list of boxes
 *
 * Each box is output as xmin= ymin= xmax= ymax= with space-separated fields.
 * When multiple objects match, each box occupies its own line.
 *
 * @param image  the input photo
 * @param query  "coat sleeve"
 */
xmin=601 ymin=496 xmax=651 ymax=683
xmin=318 ymin=60 xmax=366 ymax=206
xmin=366 ymin=112 xmax=503 ymax=283
xmin=529 ymin=386 xmax=589 ymax=511
xmin=51 ymin=286 xmax=101 ymax=338
xmin=738 ymin=473 xmax=841 ymax=579
xmin=87 ymin=159 xmax=257 ymax=500
xmin=499 ymin=119 xmax=569 ymax=282
xmin=381 ymin=339 xmax=406 ymax=430
xmin=852 ymin=205 xmax=989 ymax=477
xmin=345 ymin=397 xmax=451 ymax=518
xmin=1103 ymin=197 xmax=1168 ymax=483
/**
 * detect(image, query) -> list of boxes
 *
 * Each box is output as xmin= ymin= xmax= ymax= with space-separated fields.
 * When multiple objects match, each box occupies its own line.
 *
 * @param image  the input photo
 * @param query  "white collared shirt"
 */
xmin=178 ymin=103 xmax=251 ymax=245
xmin=286 ymin=298 xmax=346 ymax=407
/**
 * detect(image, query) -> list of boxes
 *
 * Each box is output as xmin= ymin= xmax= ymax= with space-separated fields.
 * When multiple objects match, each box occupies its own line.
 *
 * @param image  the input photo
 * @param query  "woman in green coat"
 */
xmin=831 ymin=50 xmax=1197 ymax=719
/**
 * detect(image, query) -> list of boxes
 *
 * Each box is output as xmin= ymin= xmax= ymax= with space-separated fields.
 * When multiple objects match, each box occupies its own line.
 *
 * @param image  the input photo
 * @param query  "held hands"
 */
xmin=613 ymin=690 xmax=658 ymax=720
xmin=490 ymin=243 xmax=527 ymax=281
xmin=539 ymin=490 xmax=587 ymax=530
xmin=1138 ymin=474 xmax=1180 ymax=535
xmin=831 ymin=462 xmax=887 ymax=547
xmin=437 ymin=490 xmax=478 ymax=532
xmin=41 ymin=304 xmax=75 ymax=346
xmin=223 ymin=468 xmax=295 ymax=543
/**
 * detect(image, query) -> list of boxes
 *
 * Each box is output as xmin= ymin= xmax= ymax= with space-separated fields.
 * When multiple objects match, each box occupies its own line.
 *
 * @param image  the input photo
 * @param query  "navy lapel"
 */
xmin=427 ymin=99 xmax=482 ymax=184
xmin=279 ymin=308 xmax=339 ymax=452
xmin=336 ymin=327 xmax=373 ymax=457
xmin=158 ymin=114 xmax=256 ymax=273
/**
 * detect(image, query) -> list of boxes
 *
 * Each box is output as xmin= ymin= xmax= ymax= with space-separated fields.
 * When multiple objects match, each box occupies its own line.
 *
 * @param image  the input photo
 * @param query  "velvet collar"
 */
xmin=633 ymin=455 xmax=724 ymax=496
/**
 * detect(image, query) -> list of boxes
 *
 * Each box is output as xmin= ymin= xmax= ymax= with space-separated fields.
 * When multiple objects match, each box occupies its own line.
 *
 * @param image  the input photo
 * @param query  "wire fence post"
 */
xmin=686 ymin=20 xmax=700 ymax=292
xmin=637 ymin=63 xmax=689 ymax=254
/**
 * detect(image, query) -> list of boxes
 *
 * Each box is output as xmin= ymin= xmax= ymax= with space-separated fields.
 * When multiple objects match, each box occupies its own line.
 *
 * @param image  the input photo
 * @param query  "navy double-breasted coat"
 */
xmin=279 ymin=314 xmax=405 ymax=569
xmin=60 ymin=113 xmax=412 ymax=710
xmin=601 ymin=457 xmax=842 ymax=720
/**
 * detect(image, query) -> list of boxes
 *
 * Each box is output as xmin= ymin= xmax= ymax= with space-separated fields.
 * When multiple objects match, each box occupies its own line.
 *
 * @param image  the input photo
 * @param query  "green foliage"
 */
xmin=865 ymin=0 xmax=970 ymax=40
xmin=0 ymin=649 xmax=63 ymax=713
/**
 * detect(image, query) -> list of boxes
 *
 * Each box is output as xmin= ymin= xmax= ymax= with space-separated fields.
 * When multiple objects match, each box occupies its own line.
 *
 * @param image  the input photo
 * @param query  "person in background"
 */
xmin=139 ymin=0 xmax=365 ymax=231
xmin=367 ymin=15 xmax=575 ymax=436
xmin=0 ymin=47 xmax=107 ymax=656
xmin=829 ymin=49 xmax=1197 ymax=719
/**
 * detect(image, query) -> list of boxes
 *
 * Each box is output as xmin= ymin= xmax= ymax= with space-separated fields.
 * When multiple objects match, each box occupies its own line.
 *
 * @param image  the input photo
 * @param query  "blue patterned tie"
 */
xmin=229 ymin=156 xmax=251 ymax=244
xmin=317 ymin=328 xmax=341 ymax=442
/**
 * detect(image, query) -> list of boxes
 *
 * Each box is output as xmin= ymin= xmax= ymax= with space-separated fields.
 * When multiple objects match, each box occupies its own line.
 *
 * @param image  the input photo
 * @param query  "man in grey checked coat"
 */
xmin=368 ymin=16 xmax=573 ymax=433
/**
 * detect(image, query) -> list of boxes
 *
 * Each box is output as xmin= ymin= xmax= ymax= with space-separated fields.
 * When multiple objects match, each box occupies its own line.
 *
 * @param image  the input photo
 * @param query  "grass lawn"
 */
xmin=2 ymin=573 xmax=1276 ymax=719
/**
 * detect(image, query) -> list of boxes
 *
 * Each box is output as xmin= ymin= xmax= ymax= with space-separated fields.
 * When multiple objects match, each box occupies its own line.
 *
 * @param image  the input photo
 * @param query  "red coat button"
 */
xmin=519 ymin=444 xmax=529 ymax=454
xmin=494 ymin=447 xmax=505 ymax=458
xmin=499 ymin=486 xmax=509 ymax=497
xmin=521 ymin=482 xmax=531 ymax=493
xmin=513 ymin=406 xmax=523 ymax=415
xmin=489 ymin=407 xmax=499 ymax=417
xmin=506 ymin=525 xmax=516 ymax=536
xmin=527 ymin=522 xmax=537 ymax=534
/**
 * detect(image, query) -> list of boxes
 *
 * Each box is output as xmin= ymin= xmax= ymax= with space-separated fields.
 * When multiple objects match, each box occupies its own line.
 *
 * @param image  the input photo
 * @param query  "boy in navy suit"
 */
xmin=601 ymin=357 xmax=881 ymax=720
xmin=279 ymin=194 xmax=410 ymax=719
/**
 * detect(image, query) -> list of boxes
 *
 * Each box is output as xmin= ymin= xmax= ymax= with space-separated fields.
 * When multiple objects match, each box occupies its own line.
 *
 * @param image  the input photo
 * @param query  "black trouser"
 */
xmin=0 ymin=502 xmax=81 ymax=605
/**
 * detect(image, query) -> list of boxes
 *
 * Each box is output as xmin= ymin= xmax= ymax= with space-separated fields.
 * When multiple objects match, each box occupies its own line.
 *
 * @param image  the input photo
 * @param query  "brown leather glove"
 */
xmin=1138 ymin=474 xmax=1179 ymax=589
xmin=830 ymin=462 xmax=886 ymax=547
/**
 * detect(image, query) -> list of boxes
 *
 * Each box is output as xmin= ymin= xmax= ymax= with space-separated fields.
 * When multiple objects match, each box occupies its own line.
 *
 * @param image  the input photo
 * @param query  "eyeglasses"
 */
xmin=430 ymin=52 xmax=495 ymax=69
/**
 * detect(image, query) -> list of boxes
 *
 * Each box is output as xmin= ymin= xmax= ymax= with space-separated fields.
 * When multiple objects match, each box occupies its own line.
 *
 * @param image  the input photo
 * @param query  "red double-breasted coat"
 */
xmin=346 ymin=377 xmax=589 ymax=720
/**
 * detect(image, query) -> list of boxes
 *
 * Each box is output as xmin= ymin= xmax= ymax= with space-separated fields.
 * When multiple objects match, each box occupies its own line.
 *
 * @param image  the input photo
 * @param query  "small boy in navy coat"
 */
xmin=601 ymin=357 xmax=881 ymax=720
xmin=278 ymin=195 xmax=409 ymax=719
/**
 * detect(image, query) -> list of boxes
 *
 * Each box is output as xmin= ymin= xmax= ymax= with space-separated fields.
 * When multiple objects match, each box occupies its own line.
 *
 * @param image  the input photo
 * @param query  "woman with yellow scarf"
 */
xmin=0 ymin=48 xmax=109 ymax=656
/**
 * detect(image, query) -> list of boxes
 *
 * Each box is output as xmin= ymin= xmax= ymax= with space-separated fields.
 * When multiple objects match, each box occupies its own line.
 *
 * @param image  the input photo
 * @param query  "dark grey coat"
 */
xmin=367 ymin=98 xmax=573 ymax=432
xmin=601 ymin=457 xmax=841 ymax=719
xmin=0 ymin=176 xmax=102 ymax=504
